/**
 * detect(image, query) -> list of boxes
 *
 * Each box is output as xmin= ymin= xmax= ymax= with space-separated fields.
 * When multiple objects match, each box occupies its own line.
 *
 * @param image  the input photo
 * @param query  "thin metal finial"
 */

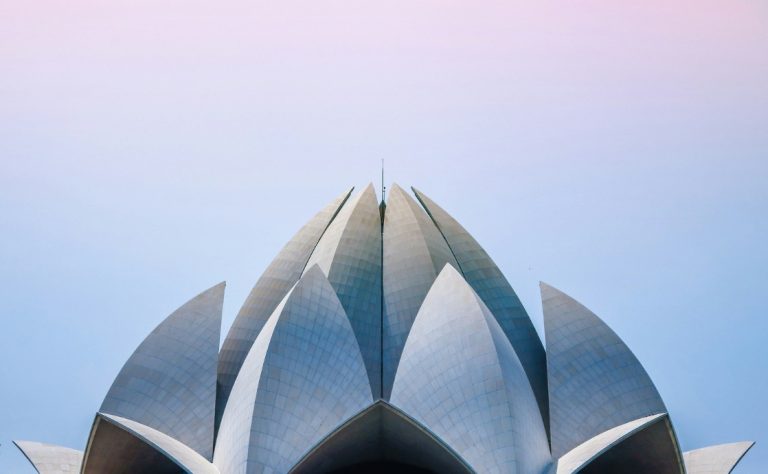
xmin=381 ymin=159 xmax=386 ymax=203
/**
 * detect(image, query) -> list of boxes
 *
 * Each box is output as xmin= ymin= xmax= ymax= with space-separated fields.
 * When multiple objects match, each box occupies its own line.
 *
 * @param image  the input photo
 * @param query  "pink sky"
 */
xmin=1 ymin=1 xmax=766 ymax=473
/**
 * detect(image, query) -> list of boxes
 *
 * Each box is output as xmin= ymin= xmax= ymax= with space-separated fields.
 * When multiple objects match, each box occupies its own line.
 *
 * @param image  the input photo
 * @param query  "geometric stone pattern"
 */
xmin=100 ymin=282 xmax=225 ymax=460
xmin=412 ymin=187 xmax=550 ymax=432
xmin=382 ymin=184 xmax=459 ymax=399
xmin=82 ymin=413 xmax=219 ymax=474
xmin=214 ymin=294 xmax=283 ymax=474
xmin=216 ymin=188 xmax=352 ymax=423
xmin=304 ymin=184 xmax=382 ymax=398
xmin=541 ymin=281 xmax=668 ymax=458
xmin=391 ymin=265 xmax=551 ymax=474
xmin=214 ymin=266 xmax=372 ymax=474
xmin=12 ymin=440 xmax=83 ymax=474
xmin=684 ymin=441 xmax=755 ymax=474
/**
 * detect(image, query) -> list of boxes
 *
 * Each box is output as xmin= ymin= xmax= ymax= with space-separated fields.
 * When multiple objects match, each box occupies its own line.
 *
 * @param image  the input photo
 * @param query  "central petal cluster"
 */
xmin=214 ymin=183 xmax=551 ymax=472
xmin=14 ymin=184 xmax=754 ymax=474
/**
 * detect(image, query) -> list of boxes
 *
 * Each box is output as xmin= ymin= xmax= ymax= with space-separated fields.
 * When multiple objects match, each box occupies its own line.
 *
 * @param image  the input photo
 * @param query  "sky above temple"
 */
xmin=1 ymin=1 xmax=766 ymax=472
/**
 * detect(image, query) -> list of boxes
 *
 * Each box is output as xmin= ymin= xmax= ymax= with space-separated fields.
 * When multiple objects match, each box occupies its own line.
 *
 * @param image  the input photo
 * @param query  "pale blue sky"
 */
xmin=1 ymin=1 xmax=766 ymax=472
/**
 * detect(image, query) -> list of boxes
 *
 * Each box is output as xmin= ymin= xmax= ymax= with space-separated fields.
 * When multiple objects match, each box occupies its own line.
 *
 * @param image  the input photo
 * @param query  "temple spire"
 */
xmin=379 ymin=159 xmax=387 ymax=226
xmin=381 ymin=159 xmax=386 ymax=203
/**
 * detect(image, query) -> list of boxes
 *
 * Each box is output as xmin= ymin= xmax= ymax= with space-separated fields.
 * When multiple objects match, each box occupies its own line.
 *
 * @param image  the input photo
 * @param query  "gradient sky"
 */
xmin=1 ymin=1 xmax=767 ymax=472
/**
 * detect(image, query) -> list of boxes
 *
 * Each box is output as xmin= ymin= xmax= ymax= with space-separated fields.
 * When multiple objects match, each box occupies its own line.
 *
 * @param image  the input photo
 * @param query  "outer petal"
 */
xmin=82 ymin=413 xmax=219 ymax=474
xmin=303 ymin=184 xmax=382 ymax=397
xmin=412 ymin=187 xmax=549 ymax=430
xmin=684 ymin=441 xmax=755 ymax=474
xmin=12 ymin=441 xmax=82 ymax=474
xmin=541 ymin=282 xmax=668 ymax=458
xmin=382 ymin=183 xmax=459 ymax=399
xmin=100 ymin=282 xmax=224 ymax=460
xmin=217 ymin=188 xmax=353 ymax=419
xmin=556 ymin=413 xmax=683 ymax=474
xmin=214 ymin=265 xmax=373 ymax=474
xmin=391 ymin=265 xmax=551 ymax=474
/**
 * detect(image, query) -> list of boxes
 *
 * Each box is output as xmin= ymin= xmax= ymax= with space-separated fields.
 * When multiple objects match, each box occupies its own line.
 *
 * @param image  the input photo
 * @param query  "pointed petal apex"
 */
xmin=382 ymin=184 xmax=459 ymax=398
xmin=100 ymin=283 xmax=223 ymax=459
xmin=436 ymin=260 xmax=462 ymax=280
xmin=13 ymin=440 xmax=83 ymax=474
xmin=543 ymin=283 xmax=668 ymax=458
xmin=217 ymin=187 xmax=352 ymax=421
xmin=392 ymin=265 xmax=551 ymax=473
xmin=303 ymin=184 xmax=382 ymax=397
xmin=684 ymin=441 xmax=755 ymax=474
xmin=303 ymin=262 xmax=326 ymax=278
xmin=412 ymin=187 xmax=549 ymax=433
xmin=214 ymin=264 xmax=373 ymax=474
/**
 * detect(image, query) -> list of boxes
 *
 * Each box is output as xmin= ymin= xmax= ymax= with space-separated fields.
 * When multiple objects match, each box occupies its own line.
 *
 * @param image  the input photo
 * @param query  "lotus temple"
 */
xmin=14 ymin=184 xmax=754 ymax=473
